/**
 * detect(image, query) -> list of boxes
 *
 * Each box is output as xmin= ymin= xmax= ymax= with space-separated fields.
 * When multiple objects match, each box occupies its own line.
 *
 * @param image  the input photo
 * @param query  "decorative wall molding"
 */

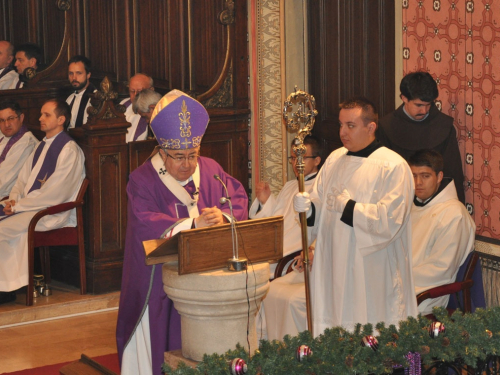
xmin=249 ymin=0 xmax=286 ymax=196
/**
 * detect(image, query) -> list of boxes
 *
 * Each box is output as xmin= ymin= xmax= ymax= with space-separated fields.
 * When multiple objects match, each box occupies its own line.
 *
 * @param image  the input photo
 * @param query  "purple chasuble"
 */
xmin=28 ymin=131 xmax=73 ymax=193
xmin=0 ymin=125 xmax=28 ymax=165
xmin=116 ymin=156 xmax=248 ymax=375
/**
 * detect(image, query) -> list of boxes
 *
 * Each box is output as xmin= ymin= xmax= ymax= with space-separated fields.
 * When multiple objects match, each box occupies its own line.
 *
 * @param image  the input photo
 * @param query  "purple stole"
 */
xmin=28 ymin=131 xmax=73 ymax=193
xmin=0 ymin=125 xmax=28 ymax=165
xmin=124 ymin=98 xmax=148 ymax=141
xmin=0 ymin=66 xmax=13 ymax=80
xmin=134 ymin=117 xmax=148 ymax=141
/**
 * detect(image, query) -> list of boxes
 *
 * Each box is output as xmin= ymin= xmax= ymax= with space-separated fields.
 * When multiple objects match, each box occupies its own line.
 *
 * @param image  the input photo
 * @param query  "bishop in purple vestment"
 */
xmin=116 ymin=90 xmax=248 ymax=375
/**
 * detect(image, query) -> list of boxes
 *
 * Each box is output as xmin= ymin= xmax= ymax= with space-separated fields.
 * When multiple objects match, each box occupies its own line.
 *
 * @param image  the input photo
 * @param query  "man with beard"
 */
xmin=65 ymin=55 xmax=96 ymax=128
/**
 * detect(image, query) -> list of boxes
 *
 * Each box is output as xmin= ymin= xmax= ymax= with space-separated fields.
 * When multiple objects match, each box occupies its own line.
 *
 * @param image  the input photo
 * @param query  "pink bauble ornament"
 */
xmin=296 ymin=344 xmax=313 ymax=361
xmin=230 ymin=358 xmax=247 ymax=375
xmin=361 ymin=335 xmax=379 ymax=351
xmin=429 ymin=321 xmax=446 ymax=338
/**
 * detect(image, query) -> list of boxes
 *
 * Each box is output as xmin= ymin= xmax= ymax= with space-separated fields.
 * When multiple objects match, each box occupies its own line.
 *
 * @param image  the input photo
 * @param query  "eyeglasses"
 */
xmin=166 ymin=153 xmax=199 ymax=164
xmin=0 ymin=116 xmax=19 ymax=125
xmin=288 ymin=156 xmax=318 ymax=164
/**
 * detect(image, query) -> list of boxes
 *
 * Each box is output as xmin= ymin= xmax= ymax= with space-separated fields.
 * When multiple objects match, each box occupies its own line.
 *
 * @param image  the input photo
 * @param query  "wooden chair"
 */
xmin=26 ymin=178 xmax=89 ymax=306
xmin=417 ymin=251 xmax=484 ymax=319
xmin=273 ymin=250 xmax=301 ymax=279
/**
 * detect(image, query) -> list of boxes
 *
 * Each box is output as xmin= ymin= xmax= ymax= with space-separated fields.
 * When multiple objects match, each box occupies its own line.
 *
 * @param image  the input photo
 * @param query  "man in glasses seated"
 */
xmin=249 ymin=135 xmax=323 ymax=278
xmin=0 ymin=100 xmax=38 ymax=199
xmin=116 ymin=89 xmax=248 ymax=375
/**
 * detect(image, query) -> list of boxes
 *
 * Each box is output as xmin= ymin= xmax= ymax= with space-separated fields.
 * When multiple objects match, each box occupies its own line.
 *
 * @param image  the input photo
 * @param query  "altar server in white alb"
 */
xmin=120 ymin=73 xmax=154 ymax=143
xmin=251 ymin=136 xmax=322 ymax=340
xmin=0 ymin=100 xmax=38 ymax=198
xmin=249 ymin=135 xmax=323 ymax=277
xmin=294 ymin=97 xmax=417 ymax=334
xmin=409 ymin=149 xmax=475 ymax=315
xmin=0 ymin=99 xmax=85 ymax=303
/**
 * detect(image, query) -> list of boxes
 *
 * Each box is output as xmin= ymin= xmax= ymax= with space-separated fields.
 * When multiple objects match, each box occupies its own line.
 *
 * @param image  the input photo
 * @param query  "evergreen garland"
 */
xmin=162 ymin=307 xmax=500 ymax=375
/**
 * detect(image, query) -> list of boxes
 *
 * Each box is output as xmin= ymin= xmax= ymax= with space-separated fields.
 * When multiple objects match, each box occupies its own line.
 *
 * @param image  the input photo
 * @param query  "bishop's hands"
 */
xmin=3 ymin=200 xmax=16 ymax=215
xmin=327 ymin=188 xmax=351 ymax=213
xmin=255 ymin=181 xmax=271 ymax=205
xmin=196 ymin=206 xmax=224 ymax=228
xmin=293 ymin=191 xmax=312 ymax=218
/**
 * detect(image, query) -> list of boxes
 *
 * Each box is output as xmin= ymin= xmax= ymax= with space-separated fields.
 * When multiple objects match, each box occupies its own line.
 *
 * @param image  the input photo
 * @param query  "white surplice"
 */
xmin=120 ymin=98 xmax=147 ymax=143
xmin=7 ymin=75 xmax=23 ymax=89
xmin=0 ymin=68 xmax=19 ymax=90
xmin=250 ymin=175 xmax=315 ymax=340
xmin=0 ymin=132 xmax=85 ymax=291
xmin=249 ymin=175 xmax=316 ymax=275
xmin=0 ymin=131 xmax=39 ymax=198
xmin=412 ymin=180 xmax=475 ymax=315
xmin=309 ymin=146 xmax=417 ymax=335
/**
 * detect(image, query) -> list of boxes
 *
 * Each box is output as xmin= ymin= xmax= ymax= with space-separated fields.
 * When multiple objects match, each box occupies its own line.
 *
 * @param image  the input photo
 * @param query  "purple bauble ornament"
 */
xmin=296 ymin=344 xmax=313 ymax=361
xmin=361 ymin=335 xmax=379 ymax=351
xmin=230 ymin=358 xmax=247 ymax=375
xmin=429 ymin=321 xmax=446 ymax=338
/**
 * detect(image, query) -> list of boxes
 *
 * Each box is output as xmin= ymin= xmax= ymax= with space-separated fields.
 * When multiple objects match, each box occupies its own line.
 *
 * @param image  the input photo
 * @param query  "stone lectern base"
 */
xmin=163 ymin=261 xmax=270 ymax=362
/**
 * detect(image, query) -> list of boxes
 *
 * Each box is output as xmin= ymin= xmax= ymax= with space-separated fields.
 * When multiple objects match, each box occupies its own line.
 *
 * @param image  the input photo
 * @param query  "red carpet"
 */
xmin=2 ymin=353 xmax=120 ymax=375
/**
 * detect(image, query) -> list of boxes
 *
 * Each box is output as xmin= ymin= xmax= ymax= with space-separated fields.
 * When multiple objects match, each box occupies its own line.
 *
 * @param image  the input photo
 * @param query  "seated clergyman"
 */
xmin=409 ymin=149 xmax=475 ymax=315
xmin=0 ymin=98 xmax=85 ymax=305
xmin=0 ymin=100 xmax=38 ymax=198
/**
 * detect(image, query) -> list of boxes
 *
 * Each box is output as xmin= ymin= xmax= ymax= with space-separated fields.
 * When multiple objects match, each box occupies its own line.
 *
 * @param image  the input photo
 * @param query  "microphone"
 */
xmin=213 ymin=174 xmax=247 ymax=271
xmin=214 ymin=174 xmax=230 ymax=205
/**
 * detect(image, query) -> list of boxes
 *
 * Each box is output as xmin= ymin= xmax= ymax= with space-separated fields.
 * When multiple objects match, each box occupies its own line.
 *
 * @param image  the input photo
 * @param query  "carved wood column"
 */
xmin=71 ymin=77 xmax=129 ymax=294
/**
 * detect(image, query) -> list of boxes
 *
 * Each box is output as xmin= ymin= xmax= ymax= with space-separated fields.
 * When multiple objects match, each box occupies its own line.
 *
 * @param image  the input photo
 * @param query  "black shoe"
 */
xmin=0 ymin=291 xmax=16 ymax=305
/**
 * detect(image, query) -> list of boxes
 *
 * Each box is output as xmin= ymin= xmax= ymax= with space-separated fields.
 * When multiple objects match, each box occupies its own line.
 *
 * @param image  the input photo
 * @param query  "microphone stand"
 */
xmin=214 ymin=175 xmax=247 ymax=271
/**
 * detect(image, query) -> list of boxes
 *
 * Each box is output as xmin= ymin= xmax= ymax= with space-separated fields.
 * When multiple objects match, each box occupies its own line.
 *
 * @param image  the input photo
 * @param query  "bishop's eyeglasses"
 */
xmin=287 ymin=156 xmax=318 ymax=164
xmin=165 ymin=153 xmax=199 ymax=164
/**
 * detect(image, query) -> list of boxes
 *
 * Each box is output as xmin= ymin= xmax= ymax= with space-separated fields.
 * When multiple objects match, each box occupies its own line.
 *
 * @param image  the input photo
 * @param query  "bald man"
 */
xmin=0 ymin=41 xmax=17 ymax=90
xmin=120 ymin=73 xmax=154 ymax=143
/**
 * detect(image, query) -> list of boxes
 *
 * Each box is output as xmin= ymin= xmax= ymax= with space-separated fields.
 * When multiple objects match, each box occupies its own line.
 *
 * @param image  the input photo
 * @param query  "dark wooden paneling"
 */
xmin=308 ymin=0 xmax=395 ymax=154
xmin=0 ymin=0 xmax=249 ymax=294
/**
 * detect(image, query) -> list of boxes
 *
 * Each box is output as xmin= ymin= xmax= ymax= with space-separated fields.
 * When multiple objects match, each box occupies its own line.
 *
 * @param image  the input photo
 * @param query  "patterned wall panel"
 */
xmin=249 ymin=0 xmax=286 ymax=194
xmin=402 ymin=0 xmax=500 ymax=241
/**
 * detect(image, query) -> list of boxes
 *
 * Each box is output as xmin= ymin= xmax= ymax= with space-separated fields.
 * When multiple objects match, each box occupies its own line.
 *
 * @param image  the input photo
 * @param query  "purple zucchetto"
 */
xmin=149 ymin=89 xmax=209 ymax=150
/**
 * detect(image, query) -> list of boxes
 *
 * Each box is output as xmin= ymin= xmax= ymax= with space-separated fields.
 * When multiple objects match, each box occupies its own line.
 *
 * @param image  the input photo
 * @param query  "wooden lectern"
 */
xmin=143 ymin=216 xmax=284 ymax=274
